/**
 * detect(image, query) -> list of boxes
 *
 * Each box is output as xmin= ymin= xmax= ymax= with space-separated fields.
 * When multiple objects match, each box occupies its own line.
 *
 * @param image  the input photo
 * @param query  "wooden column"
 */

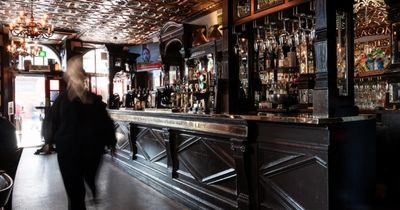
xmin=163 ymin=128 xmax=178 ymax=178
xmin=222 ymin=0 xmax=240 ymax=114
xmin=230 ymin=137 xmax=250 ymax=210
xmin=1 ymin=35 xmax=15 ymax=120
xmin=129 ymin=123 xmax=139 ymax=160
xmin=313 ymin=0 xmax=356 ymax=118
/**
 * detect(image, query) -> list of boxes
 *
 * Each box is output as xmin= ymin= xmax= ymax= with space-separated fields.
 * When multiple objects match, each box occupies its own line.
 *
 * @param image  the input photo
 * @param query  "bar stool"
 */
xmin=0 ymin=171 xmax=13 ymax=210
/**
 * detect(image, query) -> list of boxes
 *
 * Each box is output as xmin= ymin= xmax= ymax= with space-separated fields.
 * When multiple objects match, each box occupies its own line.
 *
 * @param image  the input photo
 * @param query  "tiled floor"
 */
xmin=12 ymin=148 xmax=188 ymax=210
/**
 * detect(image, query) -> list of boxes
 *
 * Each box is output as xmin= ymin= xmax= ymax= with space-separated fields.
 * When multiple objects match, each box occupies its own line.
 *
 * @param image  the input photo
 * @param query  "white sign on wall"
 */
xmin=8 ymin=101 xmax=14 ymax=115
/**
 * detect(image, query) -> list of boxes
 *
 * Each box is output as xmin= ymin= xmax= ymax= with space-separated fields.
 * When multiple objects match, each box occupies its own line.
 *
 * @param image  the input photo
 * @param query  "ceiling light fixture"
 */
xmin=8 ymin=0 xmax=54 ymax=39
xmin=7 ymin=39 xmax=40 ymax=58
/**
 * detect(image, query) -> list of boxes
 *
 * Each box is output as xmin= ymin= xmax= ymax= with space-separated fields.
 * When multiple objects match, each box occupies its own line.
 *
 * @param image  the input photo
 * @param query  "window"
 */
xmin=83 ymin=48 xmax=110 ymax=102
xmin=83 ymin=48 xmax=109 ymax=73
xmin=49 ymin=80 xmax=60 ymax=106
xmin=17 ymin=44 xmax=61 ymax=71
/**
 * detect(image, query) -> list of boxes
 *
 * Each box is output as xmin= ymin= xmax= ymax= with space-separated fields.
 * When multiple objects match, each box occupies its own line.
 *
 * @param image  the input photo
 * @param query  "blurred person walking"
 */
xmin=42 ymin=56 xmax=117 ymax=210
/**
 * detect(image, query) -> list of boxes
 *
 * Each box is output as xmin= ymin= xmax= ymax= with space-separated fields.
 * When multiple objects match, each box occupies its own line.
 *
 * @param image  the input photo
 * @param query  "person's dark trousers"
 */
xmin=83 ymin=153 xmax=102 ymax=200
xmin=57 ymin=154 xmax=86 ymax=210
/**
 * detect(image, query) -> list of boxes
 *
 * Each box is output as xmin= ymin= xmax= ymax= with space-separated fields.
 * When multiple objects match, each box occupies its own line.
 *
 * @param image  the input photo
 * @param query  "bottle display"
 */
xmin=355 ymin=78 xmax=388 ymax=110
xmin=237 ymin=1 xmax=316 ymax=111
xmin=352 ymin=0 xmax=391 ymax=111
xmin=184 ymin=54 xmax=217 ymax=114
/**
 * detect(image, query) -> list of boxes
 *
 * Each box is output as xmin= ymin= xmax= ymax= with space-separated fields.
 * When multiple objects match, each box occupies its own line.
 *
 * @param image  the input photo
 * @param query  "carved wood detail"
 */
xmin=258 ymin=145 xmax=328 ymax=210
xmin=175 ymin=133 xmax=237 ymax=190
xmin=114 ymin=121 xmax=132 ymax=153
xmin=131 ymin=125 xmax=168 ymax=168
xmin=114 ymin=116 xmax=251 ymax=209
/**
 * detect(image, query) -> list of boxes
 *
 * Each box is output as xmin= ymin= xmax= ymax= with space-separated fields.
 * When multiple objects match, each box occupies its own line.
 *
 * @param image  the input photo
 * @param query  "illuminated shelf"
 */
xmin=355 ymin=70 xmax=386 ymax=78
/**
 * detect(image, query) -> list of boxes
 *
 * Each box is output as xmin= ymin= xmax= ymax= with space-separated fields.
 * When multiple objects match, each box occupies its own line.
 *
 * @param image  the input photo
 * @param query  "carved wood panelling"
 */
xmin=258 ymin=145 xmax=328 ymax=210
xmin=114 ymin=121 xmax=132 ymax=153
xmin=176 ymin=133 xmax=237 ymax=194
xmin=112 ymin=115 xmax=249 ymax=209
xmin=134 ymin=126 xmax=168 ymax=167
xmin=0 ymin=0 xmax=221 ymax=44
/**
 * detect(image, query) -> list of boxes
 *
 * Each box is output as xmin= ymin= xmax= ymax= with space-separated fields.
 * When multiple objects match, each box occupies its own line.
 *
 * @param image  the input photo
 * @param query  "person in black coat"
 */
xmin=0 ymin=114 xmax=23 ymax=210
xmin=0 ymin=115 xmax=17 ymax=152
xmin=42 ymin=56 xmax=117 ymax=210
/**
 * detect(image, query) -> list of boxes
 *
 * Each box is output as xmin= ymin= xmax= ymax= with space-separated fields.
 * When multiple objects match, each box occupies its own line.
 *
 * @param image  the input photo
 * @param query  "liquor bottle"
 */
xmin=277 ymin=47 xmax=285 ymax=68
xmin=307 ymin=43 xmax=315 ymax=73
xmin=298 ymin=41 xmax=308 ymax=74
xmin=265 ymin=50 xmax=271 ymax=69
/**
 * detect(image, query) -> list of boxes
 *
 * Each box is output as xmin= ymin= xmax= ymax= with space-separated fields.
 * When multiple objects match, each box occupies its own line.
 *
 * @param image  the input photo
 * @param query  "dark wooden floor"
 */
xmin=12 ymin=148 xmax=188 ymax=210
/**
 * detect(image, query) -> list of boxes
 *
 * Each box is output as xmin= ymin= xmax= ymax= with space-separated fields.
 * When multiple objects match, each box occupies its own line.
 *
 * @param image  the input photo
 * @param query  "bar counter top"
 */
xmin=244 ymin=112 xmax=375 ymax=124
xmin=108 ymin=108 xmax=375 ymax=126
xmin=108 ymin=109 xmax=248 ymax=138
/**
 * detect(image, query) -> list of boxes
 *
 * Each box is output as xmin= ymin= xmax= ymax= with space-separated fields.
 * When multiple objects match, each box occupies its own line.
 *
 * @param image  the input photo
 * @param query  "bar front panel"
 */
xmin=110 ymin=110 xmax=248 ymax=209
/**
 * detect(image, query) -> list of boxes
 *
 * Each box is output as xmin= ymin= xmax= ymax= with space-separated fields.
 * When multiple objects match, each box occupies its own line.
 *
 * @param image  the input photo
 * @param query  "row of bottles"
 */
xmin=256 ymin=30 xmax=315 ymax=74
xmin=156 ymin=83 xmax=215 ymax=114
xmin=236 ymin=2 xmax=316 ymax=111
xmin=125 ymin=88 xmax=152 ymax=110
xmin=111 ymin=51 xmax=219 ymax=114
xmin=252 ymin=8 xmax=316 ymax=74
xmin=256 ymin=71 xmax=300 ymax=109
xmin=150 ymin=53 xmax=218 ymax=114
xmin=184 ymin=54 xmax=217 ymax=114
xmin=355 ymin=79 xmax=388 ymax=110
xmin=109 ymin=86 xmax=154 ymax=110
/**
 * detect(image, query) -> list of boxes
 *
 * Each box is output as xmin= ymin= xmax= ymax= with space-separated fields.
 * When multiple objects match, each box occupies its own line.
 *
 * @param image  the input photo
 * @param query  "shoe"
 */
xmin=34 ymin=149 xmax=43 ymax=155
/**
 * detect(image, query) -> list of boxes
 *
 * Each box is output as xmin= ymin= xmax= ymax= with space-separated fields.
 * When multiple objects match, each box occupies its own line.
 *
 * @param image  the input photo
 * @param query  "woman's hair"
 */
xmin=64 ymin=56 xmax=93 ymax=104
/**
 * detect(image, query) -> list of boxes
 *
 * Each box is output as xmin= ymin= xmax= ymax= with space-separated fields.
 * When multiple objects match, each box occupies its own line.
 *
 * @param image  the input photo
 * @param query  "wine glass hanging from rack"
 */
xmin=247 ymin=1 xmax=316 ymax=72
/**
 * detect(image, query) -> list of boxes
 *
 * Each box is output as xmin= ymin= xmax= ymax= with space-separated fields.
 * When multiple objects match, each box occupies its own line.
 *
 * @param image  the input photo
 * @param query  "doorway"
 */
xmin=15 ymin=76 xmax=45 ymax=147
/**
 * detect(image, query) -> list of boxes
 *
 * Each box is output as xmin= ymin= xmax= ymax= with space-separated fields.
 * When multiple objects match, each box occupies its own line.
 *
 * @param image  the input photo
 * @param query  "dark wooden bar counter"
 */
xmin=0 ymin=0 xmax=395 ymax=209
xmin=108 ymin=110 xmax=376 ymax=210
xmin=109 ymin=109 xmax=248 ymax=209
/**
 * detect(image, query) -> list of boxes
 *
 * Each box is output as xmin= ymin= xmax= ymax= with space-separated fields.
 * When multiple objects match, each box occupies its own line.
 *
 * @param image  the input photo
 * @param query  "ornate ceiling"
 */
xmin=0 ymin=0 xmax=221 ymax=44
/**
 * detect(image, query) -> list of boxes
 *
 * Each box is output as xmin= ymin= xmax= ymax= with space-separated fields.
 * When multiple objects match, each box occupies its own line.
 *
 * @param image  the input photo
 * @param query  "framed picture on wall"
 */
xmin=255 ymin=0 xmax=284 ymax=12
xmin=128 ymin=43 xmax=162 ymax=71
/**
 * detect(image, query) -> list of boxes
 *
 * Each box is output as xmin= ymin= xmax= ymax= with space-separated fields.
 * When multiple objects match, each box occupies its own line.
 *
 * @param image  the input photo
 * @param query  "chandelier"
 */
xmin=8 ymin=0 xmax=54 ymax=39
xmin=7 ymin=39 xmax=40 ymax=58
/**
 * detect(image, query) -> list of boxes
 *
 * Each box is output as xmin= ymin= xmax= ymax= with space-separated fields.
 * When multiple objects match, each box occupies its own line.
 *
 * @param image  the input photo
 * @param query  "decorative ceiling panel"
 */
xmin=0 ymin=0 xmax=221 ymax=44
